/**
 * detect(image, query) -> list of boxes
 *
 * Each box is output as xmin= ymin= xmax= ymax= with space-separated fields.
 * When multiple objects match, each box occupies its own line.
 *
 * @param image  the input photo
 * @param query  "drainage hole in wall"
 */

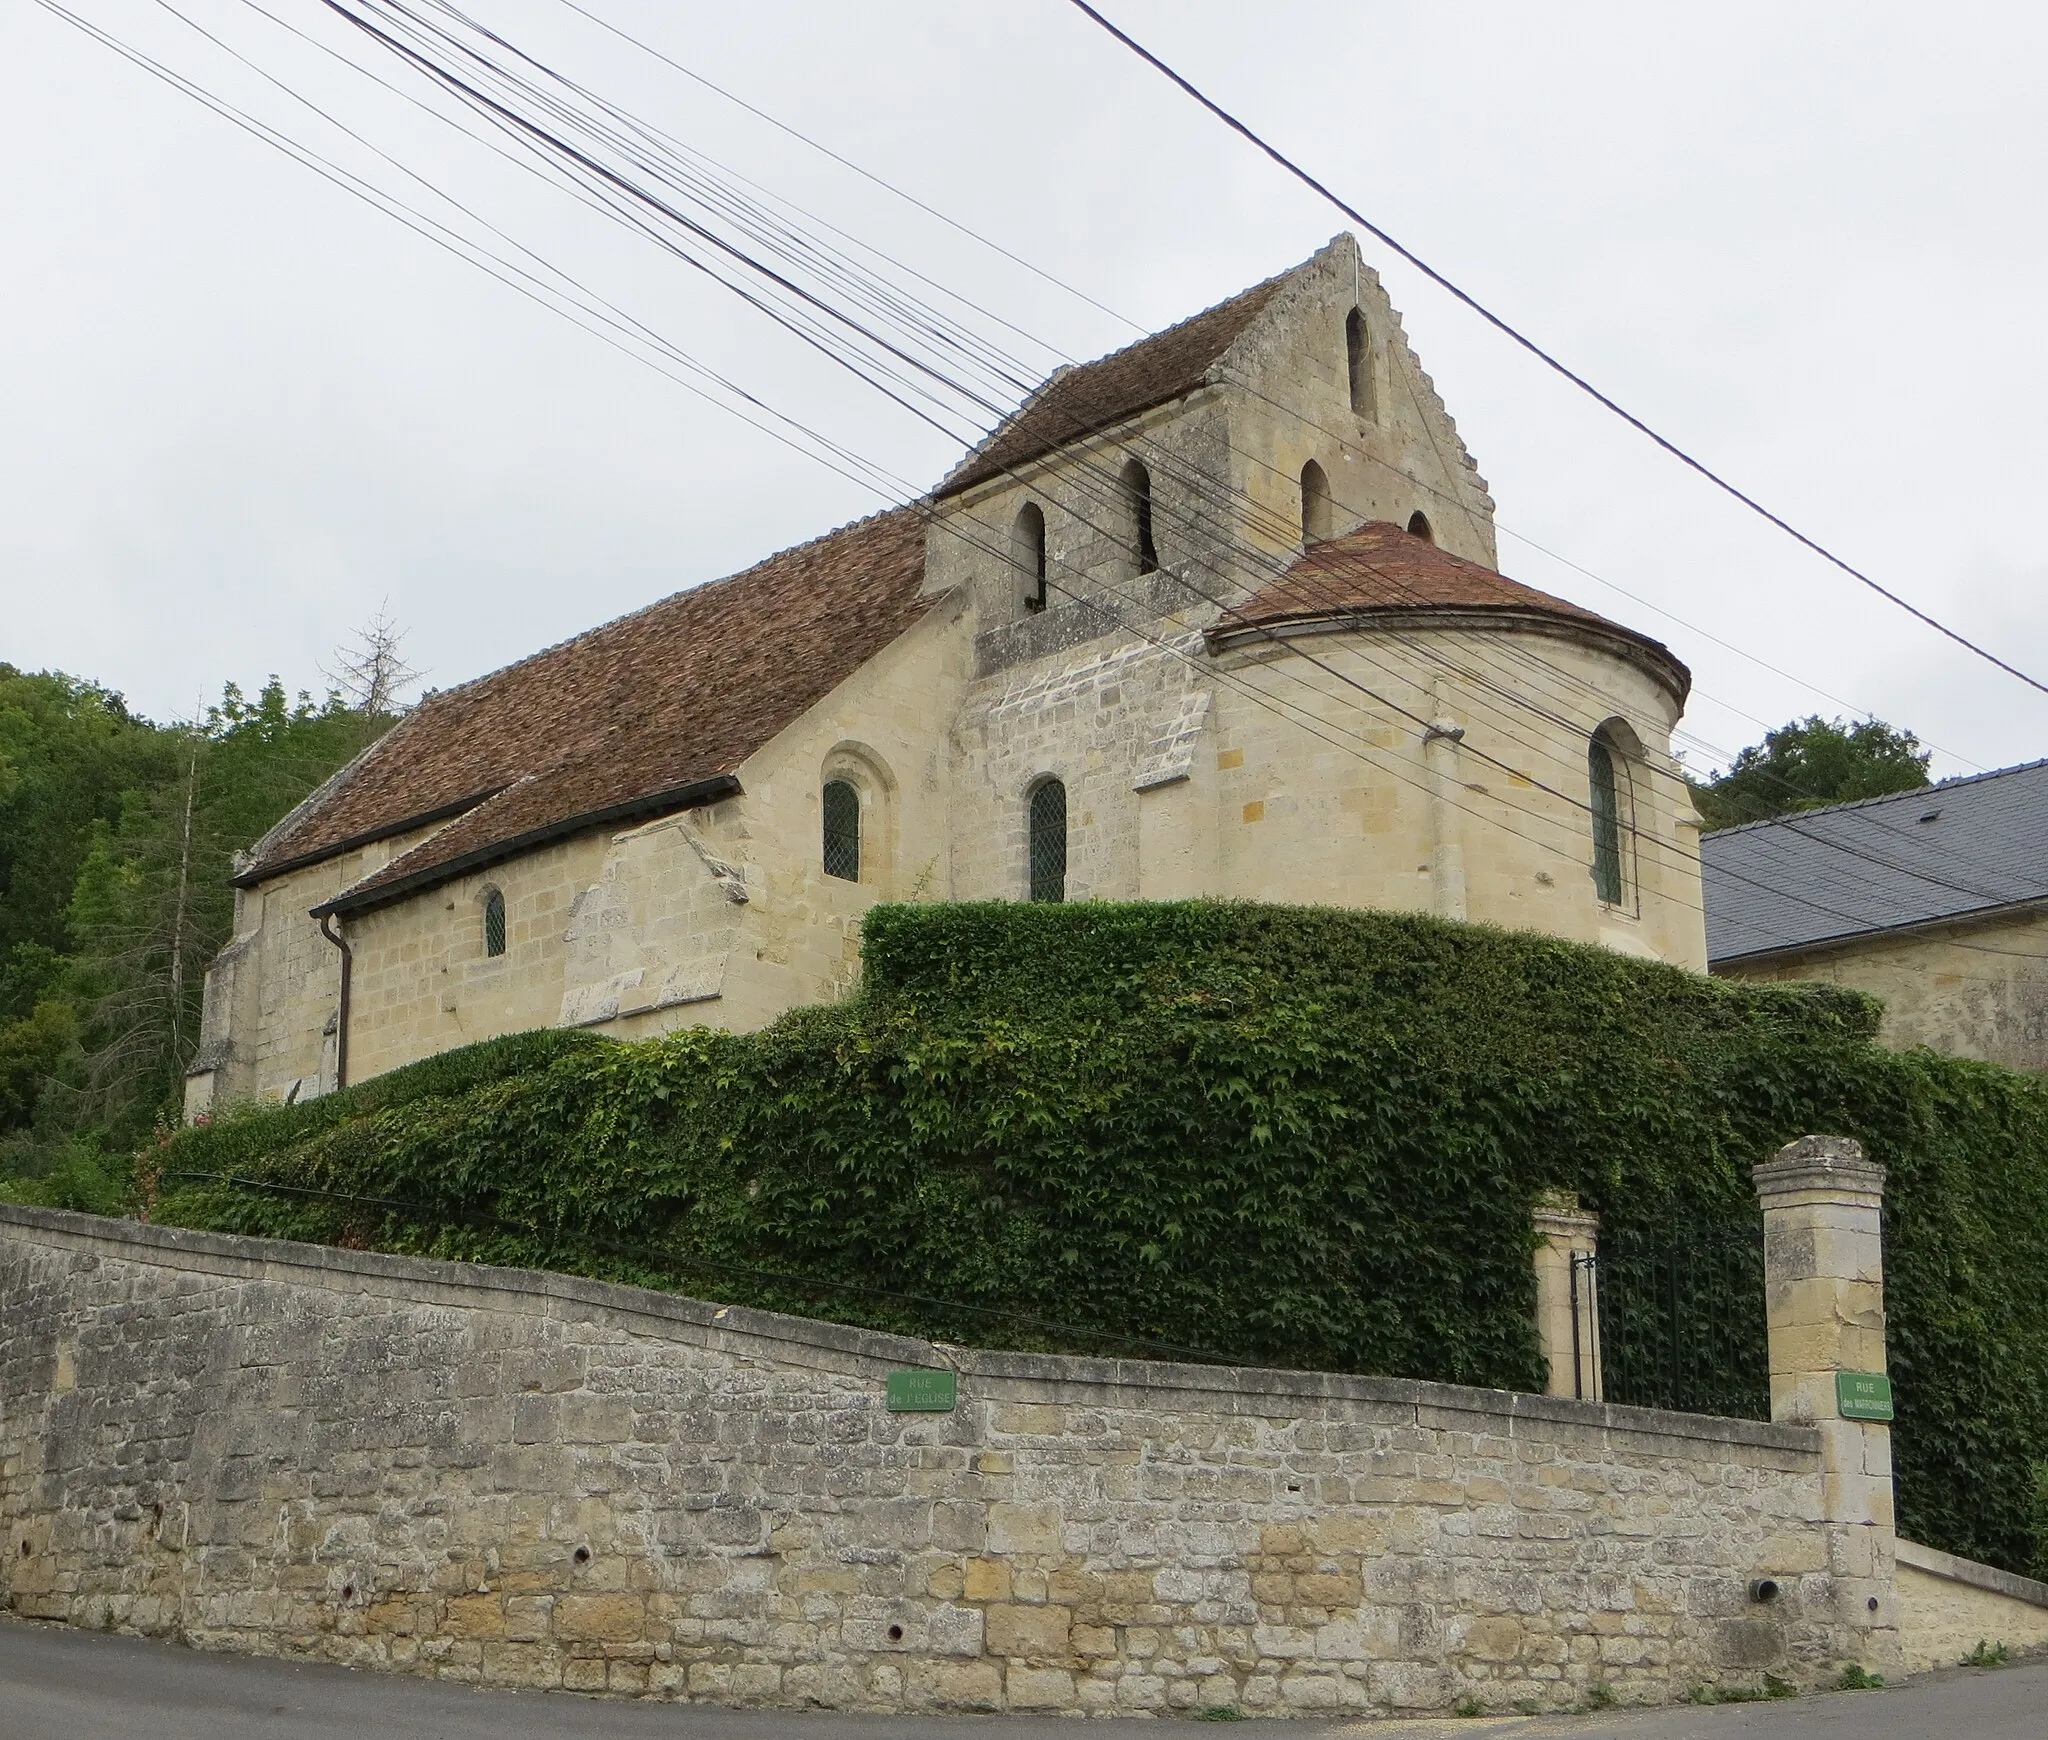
xmin=1868 ymin=1597 xmax=1880 ymax=1612
xmin=342 ymin=1584 xmax=355 ymax=1601
xmin=887 ymin=1625 xmax=904 ymax=1643
xmin=19 ymin=1541 xmax=28 ymax=1558
xmin=1286 ymin=1484 xmax=1301 ymax=1493
xmin=1749 ymin=1578 xmax=1780 ymax=1605
xmin=573 ymin=1546 xmax=591 ymax=1564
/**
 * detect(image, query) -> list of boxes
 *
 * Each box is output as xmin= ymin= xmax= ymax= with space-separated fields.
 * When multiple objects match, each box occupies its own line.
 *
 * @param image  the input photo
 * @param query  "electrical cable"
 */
xmin=536 ymin=0 xmax=1977 ymax=768
xmin=1062 ymin=0 xmax=2048 ymax=700
xmin=312 ymin=0 xmax=2001 ymax=900
xmin=39 ymin=0 xmax=2043 ymax=953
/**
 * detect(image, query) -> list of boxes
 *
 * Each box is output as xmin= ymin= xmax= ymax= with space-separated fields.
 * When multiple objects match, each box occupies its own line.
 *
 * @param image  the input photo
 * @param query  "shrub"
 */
xmin=151 ymin=901 xmax=2048 ymax=1575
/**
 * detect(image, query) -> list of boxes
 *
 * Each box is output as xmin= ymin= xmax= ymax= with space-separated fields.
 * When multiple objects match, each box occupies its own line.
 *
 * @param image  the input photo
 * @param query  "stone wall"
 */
xmin=1 ymin=1203 xmax=1885 ymax=1717
xmin=1894 ymin=1540 xmax=2048 ymax=1673
xmin=1717 ymin=907 xmax=2048 ymax=1072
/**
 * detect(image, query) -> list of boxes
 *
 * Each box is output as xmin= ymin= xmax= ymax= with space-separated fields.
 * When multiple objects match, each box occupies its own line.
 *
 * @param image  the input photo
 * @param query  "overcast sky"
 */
xmin=4 ymin=0 xmax=2045 ymax=781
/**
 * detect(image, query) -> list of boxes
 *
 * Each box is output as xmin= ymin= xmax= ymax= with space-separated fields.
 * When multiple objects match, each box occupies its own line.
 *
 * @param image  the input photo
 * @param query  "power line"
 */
xmin=41 ymin=0 xmax=2036 ymax=946
xmin=540 ymin=0 xmax=1978 ymax=774
xmin=1062 ymin=0 xmax=2048 ymax=701
xmin=341 ymin=0 xmax=1997 ymax=895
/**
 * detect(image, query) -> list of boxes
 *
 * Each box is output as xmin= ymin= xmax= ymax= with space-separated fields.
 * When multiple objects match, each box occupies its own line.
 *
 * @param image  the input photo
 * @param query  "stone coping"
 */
xmin=1898 ymin=1538 xmax=2048 ymax=1611
xmin=0 ymin=1202 xmax=1819 ymax=1456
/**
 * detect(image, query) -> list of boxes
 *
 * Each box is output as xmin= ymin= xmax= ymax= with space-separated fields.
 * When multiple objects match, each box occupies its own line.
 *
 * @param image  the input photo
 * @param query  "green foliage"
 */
xmin=1584 ymin=1683 xmax=1616 ymax=1710
xmin=0 ymin=1132 xmax=132 ymax=1215
xmin=0 ymin=664 xmax=393 ymax=1158
xmin=0 ymin=666 xmax=175 ymax=964
xmin=1688 ymin=1676 xmax=1798 ymax=1705
xmin=1835 ymin=1664 xmax=1885 ymax=1691
xmin=2029 ymin=1461 xmax=2048 ymax=1581
xmin=1692 ymin=714 xmax=1931 ymax=830
xmin=150 ymin=901 xmax=2048 ymax=1578
xmin=0 ymin=1000 xmax=79 ymax=1130
xmin=1963 ymin=1639 xmax=2010 ymax=1668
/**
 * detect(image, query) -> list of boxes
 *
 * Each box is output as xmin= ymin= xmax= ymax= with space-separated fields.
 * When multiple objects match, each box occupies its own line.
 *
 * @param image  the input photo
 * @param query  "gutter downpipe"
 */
xmin=317 ymin=912 xmax=352 ymax=1091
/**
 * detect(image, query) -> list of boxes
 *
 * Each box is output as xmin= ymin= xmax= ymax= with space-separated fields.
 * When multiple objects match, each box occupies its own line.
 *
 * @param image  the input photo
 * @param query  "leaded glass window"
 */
xmin=1028 ymin=779 xmax=1067 ymax=903
xmin=482 ymin=888 xmax=507 ymax=957
xmin=1589 ymin=735 xmax=1624 ymax=905
xmin=822 ymin=779 xmax=861 ymax=882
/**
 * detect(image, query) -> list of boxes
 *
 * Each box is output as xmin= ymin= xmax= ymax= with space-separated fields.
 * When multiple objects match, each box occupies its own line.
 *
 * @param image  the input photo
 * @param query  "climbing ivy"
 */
xmin=152 ymin=901 xmax=2048 ymax=1576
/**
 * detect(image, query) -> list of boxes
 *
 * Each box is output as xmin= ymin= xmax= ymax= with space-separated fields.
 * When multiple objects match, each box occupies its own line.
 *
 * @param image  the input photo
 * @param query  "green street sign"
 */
xmin=1837 ymin=1371 xmax=1894 ymax=1422
xmin=886 ymin=1368 xmax=958 ymax=1412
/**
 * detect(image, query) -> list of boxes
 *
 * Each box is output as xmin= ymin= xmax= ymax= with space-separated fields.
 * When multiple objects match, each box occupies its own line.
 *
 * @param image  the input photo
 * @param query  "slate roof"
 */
xmin=238 ymin=507 xmax=933 ymax=913
xmin=1703 ymin=758 xmax=2048 ymax=964
xmin=1215 ymin=521 xmax=1691 ymax=701
xmin=936 ymin=273 xmax=1290 ymax=497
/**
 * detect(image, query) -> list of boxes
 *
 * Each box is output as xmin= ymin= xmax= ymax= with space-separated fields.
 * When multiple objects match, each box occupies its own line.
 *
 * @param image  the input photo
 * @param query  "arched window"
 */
xmin=1407 ymin=510 xmax=1434 ymax=543
xmin=482 ymin=888 xmax=507 ymax=958
xmin=822 ymin=779 xmax=860 ymax=882
xmin=1300 ymin=459 xmax=1334 ymax=545
xmin=1123 ymin=458 xmax=1159 ymax=575
xmin=1588 ymin=731 xmax=1629 ymax=906
xmin=1014 ymin=501 xmax=1048 ymax=614
xmin=1028 ymin=779 xmax=1067 ymax=903
xmin=1346 ymin=308 xmax=1375 ymax=418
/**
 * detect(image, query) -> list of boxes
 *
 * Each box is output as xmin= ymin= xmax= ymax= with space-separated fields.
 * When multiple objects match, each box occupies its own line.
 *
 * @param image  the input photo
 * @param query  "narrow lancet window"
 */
xmin=1014 ymin=501 xmax=1048 ymax=613
xmin=1346 ymin=308 xmax=1375 ymax=418
xmin=1589 ymin=734 xmax=1625 ymax=905
xmin=1407 ymin=510 xmax=1434 ymax=543
xmin=482 ymin=888 xmax=507 ymax=958
xmin=1301 ymin=460 xmax=1333 ymax=545
xmin=1028 ymin=779 xmax=1067 ymax=903
xmin=1124 ymin=458 xmax=1159 ymax=575
xmin=822 ymin=779 xmax=861 ymax=882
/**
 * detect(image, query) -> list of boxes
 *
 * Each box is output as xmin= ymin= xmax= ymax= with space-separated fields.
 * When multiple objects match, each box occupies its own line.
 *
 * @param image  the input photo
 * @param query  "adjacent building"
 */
xmin=1705 ymin=759 xmax=2048 ymax=1069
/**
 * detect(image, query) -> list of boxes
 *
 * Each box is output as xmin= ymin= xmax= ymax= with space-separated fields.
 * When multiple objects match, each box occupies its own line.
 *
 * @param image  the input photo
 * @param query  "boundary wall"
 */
xmin=1 ymin=1203 xmax=1883 ymax=1716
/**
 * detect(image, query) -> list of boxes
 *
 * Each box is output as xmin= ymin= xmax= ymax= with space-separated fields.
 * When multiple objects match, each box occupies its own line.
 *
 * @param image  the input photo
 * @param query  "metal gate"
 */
xmin=1593 ymin=1216 xmax=1770 ymax=1420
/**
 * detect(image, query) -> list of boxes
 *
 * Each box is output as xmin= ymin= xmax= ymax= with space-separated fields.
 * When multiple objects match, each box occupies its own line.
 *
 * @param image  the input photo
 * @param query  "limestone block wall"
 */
xmin=1172 ymin=626 xmax=1699 ymax=966
xmin=1718 ymin=908 xmax=2048 ymax=1071
xmin=2 ymin=1203 xmax=1875 ymax=1718
xmin=696 ymin=597 xmax=970 ymax=1028
xmin=1220 ymin=235 xmax=1497 ymax=573
xmin=1894 ymin=1540 xmax=2048 ymax=1671
xmin=344 ymin=833 xmax=607 ymax=1084
xmin=186 ymin=817 xmax=458 ymax=1117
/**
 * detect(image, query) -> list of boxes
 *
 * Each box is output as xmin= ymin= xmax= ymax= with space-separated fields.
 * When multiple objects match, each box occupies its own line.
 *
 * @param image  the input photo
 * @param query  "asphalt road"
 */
xmin=3 ymin=1616 xmax=2042 ymax=1737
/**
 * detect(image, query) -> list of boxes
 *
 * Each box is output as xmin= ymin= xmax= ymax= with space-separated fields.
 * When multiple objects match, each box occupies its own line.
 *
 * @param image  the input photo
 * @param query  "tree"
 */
xmin=0 ymin=620 xmax=414 ymax=1190
xmin=61 ymin=680 xmax=378 ymax=1148
xmin=323 ymin=602 xmax=420 ymax=735
xmin=0 ymin=667 xmax=175 ymax=964
xmin=1692 ymin=715 xmax=1932 ymax=831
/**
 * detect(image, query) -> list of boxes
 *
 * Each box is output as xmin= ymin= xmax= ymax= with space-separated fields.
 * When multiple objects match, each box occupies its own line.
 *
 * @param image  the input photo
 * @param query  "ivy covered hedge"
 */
xmin=153 ymin=901 xmax=2048 ymax=1576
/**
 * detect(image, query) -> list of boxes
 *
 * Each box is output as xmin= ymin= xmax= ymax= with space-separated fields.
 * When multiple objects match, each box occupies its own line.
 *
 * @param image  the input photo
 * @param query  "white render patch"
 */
xmin=1133 ymin=689 xmax=1213 ymax=792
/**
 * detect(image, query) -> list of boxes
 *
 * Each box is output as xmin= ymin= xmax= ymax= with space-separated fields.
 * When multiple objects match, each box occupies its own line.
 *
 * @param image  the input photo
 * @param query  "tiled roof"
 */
xmin=1703 ymin=758 xmax=2048 ymax=964
xmin=239 ymin=506 xmax=934 ymax=910
xmin=937 ymin=274 xmax=1290 ymax=497
xmin=1216 ymin=521 xmax=1689 ymax=699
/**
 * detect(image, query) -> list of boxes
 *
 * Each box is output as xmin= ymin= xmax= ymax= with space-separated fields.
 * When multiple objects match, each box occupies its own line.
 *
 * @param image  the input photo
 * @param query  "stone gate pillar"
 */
xmin=1753 ymin=1135 xmax=1899 ymax=1675
xmin=1532 ymin=1191 xmax=1601 ymax=1400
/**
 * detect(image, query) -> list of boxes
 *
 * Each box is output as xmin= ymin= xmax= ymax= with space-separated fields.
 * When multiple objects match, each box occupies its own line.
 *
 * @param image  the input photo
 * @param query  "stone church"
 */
xmin=186 ymin=236 xmax=1705 ymax=1115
